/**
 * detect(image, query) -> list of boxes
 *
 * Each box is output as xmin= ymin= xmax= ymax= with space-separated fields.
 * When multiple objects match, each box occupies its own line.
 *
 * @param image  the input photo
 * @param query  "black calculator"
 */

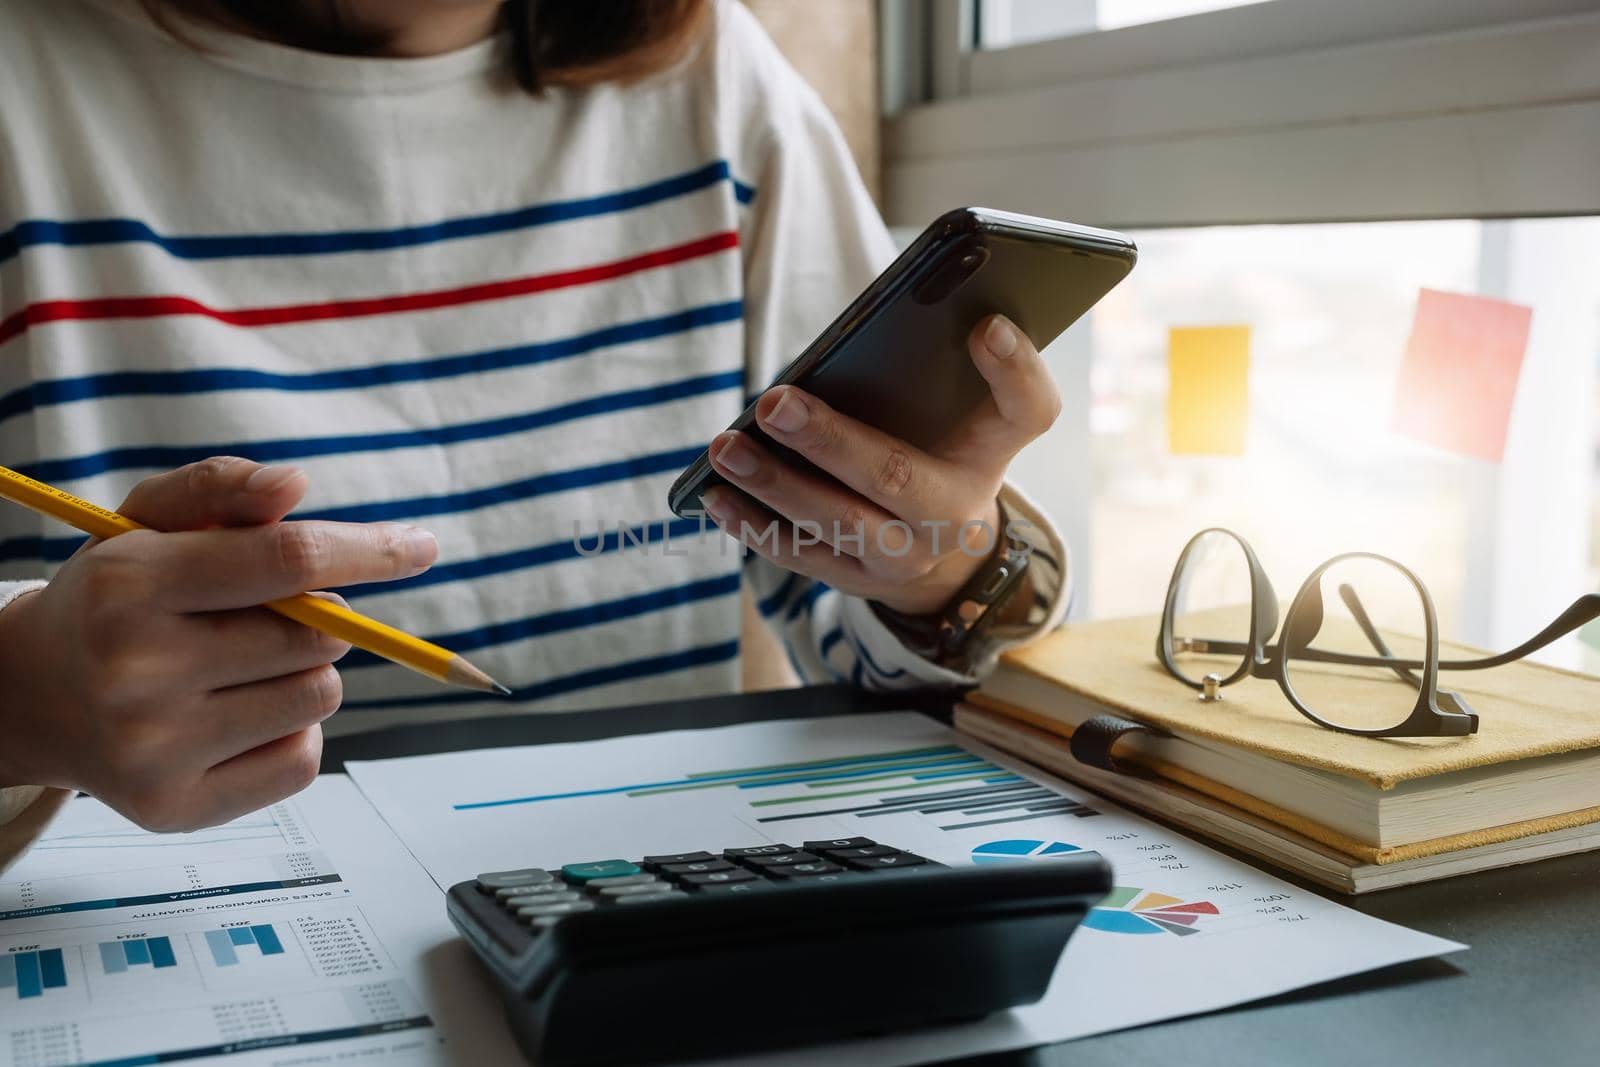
xmin=447 ymin=836 xmax=1111 ymax=1066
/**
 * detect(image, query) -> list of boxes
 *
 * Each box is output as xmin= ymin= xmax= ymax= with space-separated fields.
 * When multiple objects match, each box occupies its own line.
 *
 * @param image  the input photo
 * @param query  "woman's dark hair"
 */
xmin=140 ymin=0 xmax=710 ymax=92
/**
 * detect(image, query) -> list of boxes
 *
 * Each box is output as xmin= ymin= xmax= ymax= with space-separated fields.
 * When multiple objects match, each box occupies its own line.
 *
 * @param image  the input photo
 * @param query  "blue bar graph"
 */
xmin=252 ymin=925 xmax=284 ymax=955
xmin=4 ymin=949 xmax=65 ymax=999
xmin=100 ymin=941 xmax=128 ymax=974
xmin=16 ymin=952 xmax=40 ymax=998
xmin=39 ymin=948 xmax=66 ymax=989
xmin=205 ymin=930 xmax=239 ymax=967
xmin=148 ymin=936 xmax=176 ymax=968
xmin=100 ymin=936 xmax=177 ymax=975
xmin=204 ymin=924 xmax=287 ymax=967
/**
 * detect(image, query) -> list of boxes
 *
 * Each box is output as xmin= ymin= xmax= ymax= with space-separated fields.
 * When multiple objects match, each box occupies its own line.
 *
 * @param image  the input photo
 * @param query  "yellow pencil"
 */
xmin=0 ymin=464 xmax=512 ymax=697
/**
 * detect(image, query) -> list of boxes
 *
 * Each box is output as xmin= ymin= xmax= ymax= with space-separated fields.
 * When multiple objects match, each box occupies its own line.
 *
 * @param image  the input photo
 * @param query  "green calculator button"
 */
xmin=561 ymin=859 xmax=641 ymax=883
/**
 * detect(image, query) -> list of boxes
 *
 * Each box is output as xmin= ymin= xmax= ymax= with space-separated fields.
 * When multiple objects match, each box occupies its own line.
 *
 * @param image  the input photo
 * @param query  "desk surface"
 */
xmin=322 ymin=685 xmax=1600 ymax=1067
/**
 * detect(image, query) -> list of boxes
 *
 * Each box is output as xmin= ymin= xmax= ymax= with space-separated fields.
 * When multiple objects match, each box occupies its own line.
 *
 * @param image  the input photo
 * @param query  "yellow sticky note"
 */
xmin=1168 ymin=325 xmax=1250 ymax=456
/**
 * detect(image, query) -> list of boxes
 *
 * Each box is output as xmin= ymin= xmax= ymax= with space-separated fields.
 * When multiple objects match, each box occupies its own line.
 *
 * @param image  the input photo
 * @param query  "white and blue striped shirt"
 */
xmin=0 ymin=0 xmax=1068 ymax=732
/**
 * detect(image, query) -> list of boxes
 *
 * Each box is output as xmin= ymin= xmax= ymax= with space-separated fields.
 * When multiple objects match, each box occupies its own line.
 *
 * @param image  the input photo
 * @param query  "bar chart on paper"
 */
xmin=0 ymin=796 xmax=341 ymax=924
xmin=351 ymin=713 xmax=1334 ymax=950
xmin=452 ymin=743 xmax=1101 ymax=831
xmin=0 ymin=778 xmax=442 ymax=1067
xmin=1 ymin=948 xmax=69 ymax=1001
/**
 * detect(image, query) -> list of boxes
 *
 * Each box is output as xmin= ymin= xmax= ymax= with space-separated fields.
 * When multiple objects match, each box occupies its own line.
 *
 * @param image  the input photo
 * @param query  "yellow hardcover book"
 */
xmin=954 ymin=704 xmax=1600 ymax=894
xmin=967 ymin=613 xmax=1600 ymax=852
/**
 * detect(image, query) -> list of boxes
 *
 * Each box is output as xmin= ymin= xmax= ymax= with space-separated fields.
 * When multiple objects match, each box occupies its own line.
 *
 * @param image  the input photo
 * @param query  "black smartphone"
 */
xmin=666 ymin=207 xmax=1137 ymax=518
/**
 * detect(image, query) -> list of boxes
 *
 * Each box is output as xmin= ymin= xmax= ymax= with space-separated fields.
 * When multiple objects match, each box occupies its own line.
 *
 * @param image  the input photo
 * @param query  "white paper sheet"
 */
xmin=346 ymin=712 xmax=1465 ymax=1065
xmin=0 ymin=775 xmax=519 ymax=1067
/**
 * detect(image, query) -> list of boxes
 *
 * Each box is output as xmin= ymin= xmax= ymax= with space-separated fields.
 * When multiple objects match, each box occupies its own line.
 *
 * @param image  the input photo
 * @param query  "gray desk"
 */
xmin=322 ymin=685 xmax=1599 ymax=1067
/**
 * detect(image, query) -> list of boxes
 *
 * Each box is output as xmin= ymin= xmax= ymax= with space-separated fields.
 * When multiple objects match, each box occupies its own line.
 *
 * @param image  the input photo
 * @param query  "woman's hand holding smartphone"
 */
xmin=673 ymin=207 xmax=1136 ymax=624
xmin=701 ymin=312 xmax=1058 ymax=616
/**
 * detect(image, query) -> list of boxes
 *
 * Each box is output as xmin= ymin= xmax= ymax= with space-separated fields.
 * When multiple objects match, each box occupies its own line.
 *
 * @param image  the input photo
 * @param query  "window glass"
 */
xmin=978 ymin=0 xmax=1273 ymax=49
xmin=1008 ymin=217 xmax=1599 ymax=667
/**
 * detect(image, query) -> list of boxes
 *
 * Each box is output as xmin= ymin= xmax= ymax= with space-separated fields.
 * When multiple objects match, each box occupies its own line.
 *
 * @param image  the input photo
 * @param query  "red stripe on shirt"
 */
xmin=0 ymin=230 xmax=739 ymax=347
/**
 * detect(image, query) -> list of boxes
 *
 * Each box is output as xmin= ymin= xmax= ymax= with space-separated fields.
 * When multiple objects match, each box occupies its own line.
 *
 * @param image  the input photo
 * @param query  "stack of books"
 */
xmin=958 ymin=613 xmax=1600 ymax=893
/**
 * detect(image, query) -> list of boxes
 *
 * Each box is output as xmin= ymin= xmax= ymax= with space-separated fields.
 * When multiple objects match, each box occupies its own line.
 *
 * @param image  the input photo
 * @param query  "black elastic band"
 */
xmin=1069 ymin=713 xmax=1163 ymax=775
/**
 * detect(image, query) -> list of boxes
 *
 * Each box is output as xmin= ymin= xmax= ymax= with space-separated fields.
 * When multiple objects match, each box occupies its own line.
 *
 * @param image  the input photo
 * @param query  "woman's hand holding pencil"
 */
xmin=0 ymin=457 xmax=484 ymax=832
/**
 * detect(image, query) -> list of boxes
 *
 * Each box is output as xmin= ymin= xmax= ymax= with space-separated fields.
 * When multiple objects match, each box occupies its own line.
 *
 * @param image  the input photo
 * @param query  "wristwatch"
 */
xmin=870 ymin=510 xmax=1032 ymax=672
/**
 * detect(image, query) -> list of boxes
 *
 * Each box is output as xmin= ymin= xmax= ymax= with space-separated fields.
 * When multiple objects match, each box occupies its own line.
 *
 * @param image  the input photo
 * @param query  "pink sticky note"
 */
xmin=1392 ymin=288 xmax=1532 ymax=462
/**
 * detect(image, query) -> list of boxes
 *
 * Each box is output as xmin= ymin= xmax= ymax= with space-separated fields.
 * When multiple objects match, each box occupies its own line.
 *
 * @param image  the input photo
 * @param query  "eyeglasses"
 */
xmin=1156 ymin=528 xmax=1600 ymax=738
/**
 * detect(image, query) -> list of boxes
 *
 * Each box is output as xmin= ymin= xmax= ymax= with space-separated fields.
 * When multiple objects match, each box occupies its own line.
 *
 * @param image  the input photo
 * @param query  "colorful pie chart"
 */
xmin=971 ymin=839 xmax=1083 ymax=864
xmin=1083 ymin=885 xmax=1219 ymax=936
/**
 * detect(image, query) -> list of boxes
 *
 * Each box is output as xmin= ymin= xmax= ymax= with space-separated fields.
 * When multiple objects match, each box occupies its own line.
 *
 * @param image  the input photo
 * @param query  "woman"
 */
xmin=0 ymin=0 xmax=1069 ymax=863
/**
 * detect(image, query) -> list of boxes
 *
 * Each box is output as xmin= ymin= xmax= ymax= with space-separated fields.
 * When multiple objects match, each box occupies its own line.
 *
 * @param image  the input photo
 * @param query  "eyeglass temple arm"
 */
xmin=1434 ymin=594 xmax=1600 ymax=669
xmin=1337 ymin=583 xmax=1423 ymax=686
xmin=1181 ymin=594 xmax=1600 ymax=671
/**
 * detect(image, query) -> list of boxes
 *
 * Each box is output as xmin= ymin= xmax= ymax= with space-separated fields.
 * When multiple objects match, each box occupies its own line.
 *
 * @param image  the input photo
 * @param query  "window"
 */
xmin=882 ymin=0 xmax=1600 ymax=667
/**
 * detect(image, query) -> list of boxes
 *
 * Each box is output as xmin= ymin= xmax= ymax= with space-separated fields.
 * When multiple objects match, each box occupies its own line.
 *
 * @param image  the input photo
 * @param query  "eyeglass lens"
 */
xmin=1280 ymin=556 xmax=1429 ymax=732
xmin=1167 ymin=530 xmax=1254 ymax=687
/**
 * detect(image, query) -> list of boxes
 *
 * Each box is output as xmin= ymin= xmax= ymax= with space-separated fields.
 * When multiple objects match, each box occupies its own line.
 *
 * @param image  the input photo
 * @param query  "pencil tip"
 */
xmin=447 ymin=656 xmax=514 ymax=696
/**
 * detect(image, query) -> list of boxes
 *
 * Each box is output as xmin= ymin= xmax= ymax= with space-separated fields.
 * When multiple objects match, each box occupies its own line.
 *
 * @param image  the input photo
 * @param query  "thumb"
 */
xmin=118 ymin=457 xmax=309 ymax=531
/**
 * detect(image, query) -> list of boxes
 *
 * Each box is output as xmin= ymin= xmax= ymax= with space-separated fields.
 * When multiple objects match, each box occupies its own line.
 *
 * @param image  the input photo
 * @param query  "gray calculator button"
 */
xmin=585 ymin=874 xmax=660 ymax=889
xmin=477 ymin=868 xmax=554 ymax=891
xmin=508 ymin=891 xmax=582 ymax=911
xmin=614 ymin=890 xmax=685 ymax=904
xmin=519 ymin=900 xmax=595 ymax=921
xmin=596 ymin=883 xmax=672 ymax=897
xmin=496 ymin=883 xmax=568 ymax=902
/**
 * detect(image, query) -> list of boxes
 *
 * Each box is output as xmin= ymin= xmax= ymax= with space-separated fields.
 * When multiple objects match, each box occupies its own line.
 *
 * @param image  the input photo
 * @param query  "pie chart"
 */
xmin=1082 ymin=885 xmax=1219 ymax=936
xmin=971 ymin=839 xmax=1083 ymax=864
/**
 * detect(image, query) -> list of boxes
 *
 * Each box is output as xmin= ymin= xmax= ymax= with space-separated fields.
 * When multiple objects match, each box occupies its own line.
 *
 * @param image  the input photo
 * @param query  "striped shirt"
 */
xmin=0 ymin=0 xmax=1068 ymax=735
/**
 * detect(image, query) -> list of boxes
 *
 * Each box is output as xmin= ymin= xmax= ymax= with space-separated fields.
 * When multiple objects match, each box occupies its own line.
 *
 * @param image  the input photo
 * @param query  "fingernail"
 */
xmin=984 ymin=317 xmax=1019 ymax=359
xmin=403 ymin=527 xmax=438 ymax=569
xmin=714 ymin=436 xmax=759 ymax=478
xmin=765 ymin=389 xmax=809 ymax=434
xmin=700 ymin=487 xmax=734 ymax=524
xmin=245 ymin=465 xmax=302 ymax=493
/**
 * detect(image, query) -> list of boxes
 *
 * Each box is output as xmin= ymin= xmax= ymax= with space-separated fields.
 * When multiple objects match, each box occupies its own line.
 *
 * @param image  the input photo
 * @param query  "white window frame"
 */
xmin=882 ymin=0 xmax=1600 ymax=229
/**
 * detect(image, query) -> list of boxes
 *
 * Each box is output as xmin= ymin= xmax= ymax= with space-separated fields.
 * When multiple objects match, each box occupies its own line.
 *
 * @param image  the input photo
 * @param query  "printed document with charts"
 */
xmin=0 ymin=776 xmax=522 ymax=1067
xmin=345 ymin=712 xmax=1464 ymax=1066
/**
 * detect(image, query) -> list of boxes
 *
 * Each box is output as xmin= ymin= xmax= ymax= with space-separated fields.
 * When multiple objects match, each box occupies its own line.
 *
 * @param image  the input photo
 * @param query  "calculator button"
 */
xmin=562 ymin=860 xmax=641 ymax=883
xmin=819 ymin=844 xmax=898 ymax=860
xmin=497 ymin=883 xmax=574 ymax=902
xmin=741 ymin=851 xmax=818 ymax=868
xmin=722 ymin=844 xmax=795 ymax=859
xmin=679 ymin=869 xmax=760 ymax=886
xmin=845 ymin=853 xmax=929 ymax=870
xmin=614 ymin=890 xmax=687 ymax=904
xmin=596 ymin=883 xmax=674 ymax=898
xmin=641 ymin=851 xmax=717 ymax=868
xmin=585 ymin=874 xmax=659 ymax=889
xmin=517 ymin=900 xmax=595 ymax=921
xmin=504 ymin=890 xmax=582 ymax=909
xmin=661 ymin=859 xmax=737 ymax=875
xmin=801 ymin=838 xmax=877 ymax=852
xmin=695 ymin=881 xmax=770 ymax=895
xmin=767 ymin=861 xmax=845 ymax=878
xmin=476 ymin=868 xmax=554 ymax=891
